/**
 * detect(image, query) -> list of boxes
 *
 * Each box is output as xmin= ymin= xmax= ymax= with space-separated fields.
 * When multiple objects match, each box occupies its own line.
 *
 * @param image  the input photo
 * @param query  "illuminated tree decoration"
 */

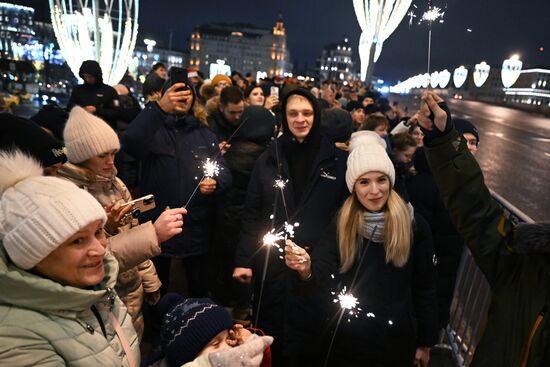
xmin=438 ymin=69 xmax=451 ymax=88
xmin=501 ymin=54 xmax=523 ymax=88
xmin=49 ymin=0 xmax=139 ymax=85
xmin=353 ymin=0 xmax=413 ymax=82
xmin=473 ymin=61 xmax=491 ymax=87
xmin=453 ymin=66 xmax=468 ymax=88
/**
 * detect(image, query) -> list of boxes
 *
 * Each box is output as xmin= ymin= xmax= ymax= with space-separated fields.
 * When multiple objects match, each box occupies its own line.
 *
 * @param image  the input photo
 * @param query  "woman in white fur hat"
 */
xmin=58 ymin=106 xmax=186 ymax=339
xmin=284 ymin=140 xmax=439 ymax=367
xmin=0 ymin=150 xmax=140 ymax=366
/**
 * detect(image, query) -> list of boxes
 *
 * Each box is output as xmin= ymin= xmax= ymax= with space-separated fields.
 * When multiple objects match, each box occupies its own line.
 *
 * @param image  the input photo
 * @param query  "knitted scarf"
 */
xmin=364 ymin=203 xmax=415 ymax=243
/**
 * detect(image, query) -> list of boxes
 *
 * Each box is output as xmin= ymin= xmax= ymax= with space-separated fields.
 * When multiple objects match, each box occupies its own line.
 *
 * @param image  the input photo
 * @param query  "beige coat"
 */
xmin=59 ymin=163 xmax=161 ymax=339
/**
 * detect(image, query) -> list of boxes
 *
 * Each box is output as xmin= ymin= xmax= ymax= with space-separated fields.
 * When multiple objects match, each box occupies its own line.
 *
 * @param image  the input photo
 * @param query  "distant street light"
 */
xmin=453 ymin=66 xmax=468 ymax=88
xmin=353 ymin=0 xmax=413 ymax=82
xmin=473 ymin=61 xmax=491 ymax=87
xmin=144 ymin=39 xmax=156 ymax=53
xmin=49 ymin=0 xmax=139 ymax=85
xmin=501 ymin=54 xmax=522 ymax=88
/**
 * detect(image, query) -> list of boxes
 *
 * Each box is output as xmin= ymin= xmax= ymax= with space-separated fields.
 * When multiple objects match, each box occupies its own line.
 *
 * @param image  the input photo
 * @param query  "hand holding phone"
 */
xmin=121 ymin=194 xmax=156 ymax=217
xmin=270 ymin=86 xmax=279 ymax=98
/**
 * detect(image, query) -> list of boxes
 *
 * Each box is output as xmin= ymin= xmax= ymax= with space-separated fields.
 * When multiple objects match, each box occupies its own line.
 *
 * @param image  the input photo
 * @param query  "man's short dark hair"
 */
xmin=152 ymin=62 xmax=166 ymax=71
xmin=220 ymin=86 xmax=244 ymax=106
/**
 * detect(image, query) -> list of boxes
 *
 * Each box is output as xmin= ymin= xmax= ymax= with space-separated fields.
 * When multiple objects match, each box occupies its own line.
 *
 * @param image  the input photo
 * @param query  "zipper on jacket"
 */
xmin=91 ymin=305 xmax=108 ymax=338
xmin=520 ymin=302 xmax=548 ymax=367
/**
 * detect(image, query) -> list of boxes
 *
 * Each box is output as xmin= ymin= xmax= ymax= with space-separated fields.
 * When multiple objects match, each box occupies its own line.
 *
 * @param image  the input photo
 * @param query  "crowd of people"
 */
xmin=0 ymin=59 xmax=548 ymax=367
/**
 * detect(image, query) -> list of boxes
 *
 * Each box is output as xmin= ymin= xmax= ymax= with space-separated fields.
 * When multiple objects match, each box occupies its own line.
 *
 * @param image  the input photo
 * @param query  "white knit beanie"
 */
xmin=0 ymin=150 xmax=107 ymax=270
xmin=64 ymin=106 xmax=120 ymax=163
xmin=345 ymin=143 xmax=395 ymax=193
xmin=348 ymin=130 xmax=387 ymax=152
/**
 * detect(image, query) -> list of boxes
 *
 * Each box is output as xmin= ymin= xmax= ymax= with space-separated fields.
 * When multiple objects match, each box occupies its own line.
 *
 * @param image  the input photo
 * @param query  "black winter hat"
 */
xmin=0 ymin=113 xmax=67 ymax=167
xmin=31 ymin=104 xmax=68 ymax=142
xmin=234 ymin=105 xmax=276 ymax=145
xmin=143 ymin=72 xmax=166 ymax=98
xmin=345 ymin=100 xmax=363 ymax=112
xmin=321 ymin=108 xmax=353 ymax=143
xmin=453 ymin=118 xmax=479 ymax=145
xmin=159 ymin=293 xmax=233 ymax=366
xmin=78 ymin=60 xmax=103 ymax=84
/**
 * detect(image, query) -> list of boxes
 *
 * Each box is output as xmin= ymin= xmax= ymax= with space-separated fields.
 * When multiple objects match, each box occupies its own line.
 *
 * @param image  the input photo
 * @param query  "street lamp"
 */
xmin=501 ymin=54 xmax=522 ymax=88
xmin=49 ymin=0 xmax=139 ymax=85
xmin=353 ymin=0 xmax=413 ymax=82
xmin=144 ymin=39 xmax=156 ymax=53
xmin=473 ymin=61 xmax=490 ymax=87
xmin=453 ymin=66 xmax=468 ymax=88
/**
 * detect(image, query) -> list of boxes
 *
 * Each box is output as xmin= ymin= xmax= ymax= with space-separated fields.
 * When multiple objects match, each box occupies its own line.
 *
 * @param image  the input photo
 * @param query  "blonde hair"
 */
xmin=337 ymin=189 xmax=412 ymax=273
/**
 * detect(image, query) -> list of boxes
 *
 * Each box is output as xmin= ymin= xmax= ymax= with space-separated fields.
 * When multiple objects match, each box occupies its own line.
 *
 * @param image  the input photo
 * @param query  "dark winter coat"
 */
xmin=425 ymin=128 xmax=550 ymax=367
xmin=407 ymin=148 xmax=464 ymax=327
xmin=122 ymin=102 xmax=231 ymax=258
xmin=207 ymin=109 xmax=238 ymax=142
xmin=307 ymin=212 xmax=438 ymax=366
xmin=67 ymin=60 xmax=120 ymax=128
xmin=235 ymin=135 xmax=348 ymax=357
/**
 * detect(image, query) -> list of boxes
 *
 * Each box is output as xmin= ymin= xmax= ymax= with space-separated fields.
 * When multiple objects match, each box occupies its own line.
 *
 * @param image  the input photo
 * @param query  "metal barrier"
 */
xmin=444 ymin=191 xmax=535 ymax=367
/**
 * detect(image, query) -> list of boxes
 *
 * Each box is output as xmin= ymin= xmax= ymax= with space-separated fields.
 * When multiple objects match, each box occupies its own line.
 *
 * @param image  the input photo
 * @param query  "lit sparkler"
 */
xmin=203 ymin=158 xmax=220 ymax=178
xmin=273 ymin=179 xmax=288 ymax=190
xmin=183 ymin=158 xmax=222 ymax=208
xmin=421 ymin=6 xmax=445 ymax=23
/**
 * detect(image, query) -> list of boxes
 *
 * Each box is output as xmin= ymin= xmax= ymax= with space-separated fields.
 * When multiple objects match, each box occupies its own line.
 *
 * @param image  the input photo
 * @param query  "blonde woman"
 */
xmin=285 ymin=142 xmax=438 ymax=367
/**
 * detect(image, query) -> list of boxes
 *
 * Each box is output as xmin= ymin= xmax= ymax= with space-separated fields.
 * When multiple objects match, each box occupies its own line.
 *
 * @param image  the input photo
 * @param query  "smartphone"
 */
xmin=121 ymin=194 xmax=156 ymax=215
xmin=270 ymin=86 xmax=279 ymax=98
xmin=169 ymin=67 xmax=190 ymax=92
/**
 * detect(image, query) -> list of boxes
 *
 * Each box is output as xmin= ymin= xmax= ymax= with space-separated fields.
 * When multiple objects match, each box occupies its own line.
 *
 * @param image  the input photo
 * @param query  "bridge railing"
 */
xmin=444 ymin=190 xmax=535 ymax=367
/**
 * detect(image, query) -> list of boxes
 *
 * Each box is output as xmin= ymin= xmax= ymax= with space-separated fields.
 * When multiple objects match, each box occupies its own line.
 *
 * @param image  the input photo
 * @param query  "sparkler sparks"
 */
xmin=421 ymin=6 xmax=445 ymax=23
xmin=261 ymin=222 xmax=300 ymax=248
xmin=334 ymin=287 xmax=359 ymax=310
xmin=203 ymin=158 xmax=220 ymax=178
xmin=273 ymin=179 xmax=288 ymax=190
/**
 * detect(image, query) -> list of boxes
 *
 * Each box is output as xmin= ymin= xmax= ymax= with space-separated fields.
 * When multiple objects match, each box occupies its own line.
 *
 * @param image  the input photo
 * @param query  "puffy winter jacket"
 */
xmin=425 ymin=128 xmax=550 ymax=367
xmin=0 ymin=243 xmax=140 ymax=366
xmin=58 ymin=162 xmax=161 ymax=339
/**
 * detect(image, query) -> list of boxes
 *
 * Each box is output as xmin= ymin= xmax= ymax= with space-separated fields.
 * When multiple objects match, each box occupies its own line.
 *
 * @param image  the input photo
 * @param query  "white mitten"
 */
xmin=207 ymin=334 xmax=274 ymax=367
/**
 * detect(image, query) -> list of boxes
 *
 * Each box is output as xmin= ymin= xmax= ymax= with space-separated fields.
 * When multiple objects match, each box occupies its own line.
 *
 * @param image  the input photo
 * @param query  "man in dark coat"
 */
xmin=122 ymin=78 xmax=231 ymax=297
xmin=207 ymin=86 xmax=245 ymax=155
xmin=233 ymin=87 xmax=349 ymax=366
xmin=67 ymin=60 xmax=120 ymax=128
xmin=419 ymin=91 xmax=550 ymax=367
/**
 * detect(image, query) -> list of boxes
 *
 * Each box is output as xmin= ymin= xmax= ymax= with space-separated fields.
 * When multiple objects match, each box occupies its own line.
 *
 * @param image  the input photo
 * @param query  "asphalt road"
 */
xmin=394 ymin=95 xmax=550 ymax=222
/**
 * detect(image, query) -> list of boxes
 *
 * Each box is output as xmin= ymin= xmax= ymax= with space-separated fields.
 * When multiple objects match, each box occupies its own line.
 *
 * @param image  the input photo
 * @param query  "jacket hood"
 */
xmin=280 ymin=86 xmax=322 ymax=142
xmin=0 ymin=241 xmax=119 ymax=317
xmin=233 ymin=105 xmax=276 ymax=145
xmin=58 ymin=162 xmax=118 ymax=192
xmin=79 ymin=60 xmax=103 ymax=84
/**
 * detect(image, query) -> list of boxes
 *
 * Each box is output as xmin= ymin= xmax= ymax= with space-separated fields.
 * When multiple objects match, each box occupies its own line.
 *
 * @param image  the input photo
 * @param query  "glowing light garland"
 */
xmin=501 ymin=54 xmax=523 ymax=88
xmin=453 ymin=66 xmax=468 ymax=88
xmin=473 ymin=61 xmax=491 ymax=87
xmin=49 ymin=0 xmax=139 ymax=85
xmin=353 ymin=0 xmax=413 ymax=81
xmin=438 ymin=69 xmax=451 ymax=88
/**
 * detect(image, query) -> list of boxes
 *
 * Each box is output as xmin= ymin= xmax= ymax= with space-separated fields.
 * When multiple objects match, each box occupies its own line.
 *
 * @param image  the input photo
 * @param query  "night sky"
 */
xmin=17 ymin=0 xmax=550 ymax=84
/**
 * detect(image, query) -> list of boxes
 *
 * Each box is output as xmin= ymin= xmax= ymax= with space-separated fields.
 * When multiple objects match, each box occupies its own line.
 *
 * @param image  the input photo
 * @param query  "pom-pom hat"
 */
xmin=0 ymin=150 xmax=106 ymax=269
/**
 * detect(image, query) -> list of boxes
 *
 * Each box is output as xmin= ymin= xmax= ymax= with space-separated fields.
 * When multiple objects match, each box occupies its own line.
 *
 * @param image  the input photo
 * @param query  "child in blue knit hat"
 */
xmin=142 ymin=293 xmax=273 ymax=367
